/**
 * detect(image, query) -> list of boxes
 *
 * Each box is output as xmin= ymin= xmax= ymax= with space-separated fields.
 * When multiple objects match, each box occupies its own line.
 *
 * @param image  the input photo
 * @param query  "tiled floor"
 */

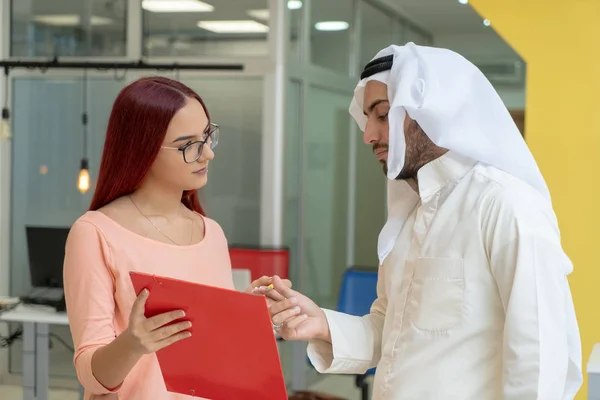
xmin=0 ymin=374 xmax=372 ymax=400
xmin=0 ymin=385 xmax=79 ymax=400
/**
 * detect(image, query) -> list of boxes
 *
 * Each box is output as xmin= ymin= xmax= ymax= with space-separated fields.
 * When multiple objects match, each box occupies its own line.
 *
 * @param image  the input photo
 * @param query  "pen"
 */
xmin=252 ymin=283 xmax=274 ymax=293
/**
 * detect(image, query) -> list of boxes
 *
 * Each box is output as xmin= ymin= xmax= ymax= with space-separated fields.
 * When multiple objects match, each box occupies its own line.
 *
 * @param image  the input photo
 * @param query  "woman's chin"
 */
xmin=185 ymin=174 xmax=208 ymax=191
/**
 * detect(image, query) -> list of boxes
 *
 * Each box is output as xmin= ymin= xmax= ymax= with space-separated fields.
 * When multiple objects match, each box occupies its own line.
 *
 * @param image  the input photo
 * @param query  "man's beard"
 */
xmin=374 ymin=120 xmax=437 ymax=180
xmin=373 ymin=142 xmax=390 ymax=175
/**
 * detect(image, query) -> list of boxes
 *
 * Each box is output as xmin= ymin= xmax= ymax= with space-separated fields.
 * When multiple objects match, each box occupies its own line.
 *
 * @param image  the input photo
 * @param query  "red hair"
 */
xmin=89 ymin=76 xmax=208 ymax=214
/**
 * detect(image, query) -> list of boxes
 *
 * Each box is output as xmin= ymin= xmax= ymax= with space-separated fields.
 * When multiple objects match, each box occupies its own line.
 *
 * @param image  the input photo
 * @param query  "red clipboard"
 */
xmin=130 ymin=272 xmax=288 ymax=400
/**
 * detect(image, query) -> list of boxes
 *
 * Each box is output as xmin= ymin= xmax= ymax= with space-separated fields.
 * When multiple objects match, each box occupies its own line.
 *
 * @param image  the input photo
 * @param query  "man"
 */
xmin=267 ymin=43 xmax=582 ymax=399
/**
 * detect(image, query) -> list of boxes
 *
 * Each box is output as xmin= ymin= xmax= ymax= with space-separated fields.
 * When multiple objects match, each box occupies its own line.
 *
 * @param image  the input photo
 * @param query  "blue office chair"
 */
xmin=307 ymin=267 xmax=378 ymax=400
xmin=336 ymin=267 xmax=378 ymax=400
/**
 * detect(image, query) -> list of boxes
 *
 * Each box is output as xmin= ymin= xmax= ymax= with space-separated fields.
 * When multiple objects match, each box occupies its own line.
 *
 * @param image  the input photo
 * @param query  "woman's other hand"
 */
xmin=123 ymin=289 xmax=192 ymax=356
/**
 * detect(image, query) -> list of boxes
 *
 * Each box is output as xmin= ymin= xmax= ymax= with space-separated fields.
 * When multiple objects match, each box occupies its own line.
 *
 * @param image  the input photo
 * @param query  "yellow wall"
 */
xmin=469 ymin=0 xmax=600 ymax=398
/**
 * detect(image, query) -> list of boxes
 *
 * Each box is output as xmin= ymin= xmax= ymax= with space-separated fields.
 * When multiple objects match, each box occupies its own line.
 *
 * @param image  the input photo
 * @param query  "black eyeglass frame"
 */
xmin=161 ymin=122 xmax=220 ymax=164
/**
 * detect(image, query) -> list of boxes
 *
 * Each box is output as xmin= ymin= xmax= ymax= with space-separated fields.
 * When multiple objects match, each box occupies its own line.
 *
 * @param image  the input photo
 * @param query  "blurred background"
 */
xmin=0 ymin=0 xmax=597 ymax=399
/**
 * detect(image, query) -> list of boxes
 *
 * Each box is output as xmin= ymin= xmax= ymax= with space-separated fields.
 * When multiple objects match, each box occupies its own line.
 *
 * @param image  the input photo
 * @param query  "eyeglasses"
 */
xmin=161 ymin=123 xmax=220 ymax=164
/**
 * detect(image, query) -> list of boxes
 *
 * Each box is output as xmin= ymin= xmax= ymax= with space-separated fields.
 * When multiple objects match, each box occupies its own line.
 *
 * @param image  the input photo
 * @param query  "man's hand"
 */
xmin=267 ymin=276 xmax=331 ymax=343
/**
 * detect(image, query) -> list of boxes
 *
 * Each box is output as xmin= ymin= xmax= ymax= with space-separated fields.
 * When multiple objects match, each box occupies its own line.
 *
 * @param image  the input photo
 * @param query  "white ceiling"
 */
xmin=388 ymin=0 xmax=521 ymax=61
xmin=10 ymin=0 xmax=521 ymax=62
xmin=10 ymin=0 xmax=488 ymax=34
xmin=391 ymin=0 xmax=487 ymax=33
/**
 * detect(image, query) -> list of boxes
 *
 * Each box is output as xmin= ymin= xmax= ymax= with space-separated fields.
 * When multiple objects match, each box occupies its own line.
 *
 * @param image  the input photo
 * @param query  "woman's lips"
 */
xmin=193 ymin=165 xmax=208 ymax=174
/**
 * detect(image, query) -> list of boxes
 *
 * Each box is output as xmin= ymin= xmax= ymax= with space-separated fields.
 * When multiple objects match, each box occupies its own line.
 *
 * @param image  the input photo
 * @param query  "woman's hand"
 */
xmin=245 ymin=275 xmax=292 ymax=307
xmin=123 ymin=289 xmax=192 ymax=356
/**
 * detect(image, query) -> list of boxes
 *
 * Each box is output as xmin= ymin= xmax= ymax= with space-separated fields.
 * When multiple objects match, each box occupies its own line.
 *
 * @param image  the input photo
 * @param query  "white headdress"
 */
xmin=349 ymin=43 xmax=551 ymax=263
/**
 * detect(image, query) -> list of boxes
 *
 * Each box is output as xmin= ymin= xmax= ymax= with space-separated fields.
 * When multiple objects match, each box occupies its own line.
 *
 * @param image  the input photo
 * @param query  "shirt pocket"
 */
xmin=407 ymin=257 xmax=464 ymax=332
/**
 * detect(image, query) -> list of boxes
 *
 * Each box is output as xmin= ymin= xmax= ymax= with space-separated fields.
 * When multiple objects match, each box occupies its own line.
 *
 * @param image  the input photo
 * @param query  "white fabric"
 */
xmin=307 ymin=152 xmax=582 ymax=400
xmin=348 ymin=43 xmax=551 ymax=263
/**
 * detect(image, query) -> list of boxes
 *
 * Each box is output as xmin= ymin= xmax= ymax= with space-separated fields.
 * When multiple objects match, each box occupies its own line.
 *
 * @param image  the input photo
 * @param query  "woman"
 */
xmin=63 ymin=76 xmax=284 ymax=399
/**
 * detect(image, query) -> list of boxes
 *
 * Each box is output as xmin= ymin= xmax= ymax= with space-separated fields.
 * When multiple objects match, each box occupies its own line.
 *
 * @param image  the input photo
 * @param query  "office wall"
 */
xmin=0 ymin=0 xmax=10 ymax=379
xmin=302 ymin=86 xmax=352 ymax=306
xmin=495 ymin=86 xmax=525 ymax=110
xmin=353 ymin=139 xmax=386 ymax=267
xmin=145 ymin=38 xmax=270 ymax=57
xmin=10 ymin=78 xmax=120 ymax=297
xmin=284 ymin=80 xmax=302 ymax=283
xmin=284 ymin=79 xmax=355 ymax=309
xmin=470 ymin=0 xmax=600 ymax=398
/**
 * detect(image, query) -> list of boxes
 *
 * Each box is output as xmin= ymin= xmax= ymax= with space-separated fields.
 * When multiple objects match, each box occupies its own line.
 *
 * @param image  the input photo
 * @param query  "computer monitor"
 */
xmin=25 ymin=226 xmax=70 ymax=289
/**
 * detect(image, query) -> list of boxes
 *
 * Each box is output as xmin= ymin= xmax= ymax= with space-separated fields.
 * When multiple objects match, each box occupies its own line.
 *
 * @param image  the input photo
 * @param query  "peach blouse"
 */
xmin=63 ymin=211 xmax=234 ymax=399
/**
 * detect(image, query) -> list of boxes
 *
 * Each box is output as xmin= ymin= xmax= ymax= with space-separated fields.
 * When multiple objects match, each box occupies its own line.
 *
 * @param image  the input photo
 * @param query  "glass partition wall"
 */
xmin=4 ymin=0 xmax=274 ymax=386
xmin=1 ymin=0 xmax=432 ymax=392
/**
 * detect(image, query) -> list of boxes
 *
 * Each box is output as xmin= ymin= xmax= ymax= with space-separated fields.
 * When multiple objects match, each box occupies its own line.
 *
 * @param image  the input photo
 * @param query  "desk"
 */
xmin=0 ymin=304 xmax=81 ymax=400
xmin=589 ymin=343 xmax=600 ymax=400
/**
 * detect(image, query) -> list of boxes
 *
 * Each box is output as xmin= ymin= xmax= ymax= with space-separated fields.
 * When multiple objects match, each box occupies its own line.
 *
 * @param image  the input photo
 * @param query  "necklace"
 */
xmin=128 ymin=195 xmax=194 ymax=246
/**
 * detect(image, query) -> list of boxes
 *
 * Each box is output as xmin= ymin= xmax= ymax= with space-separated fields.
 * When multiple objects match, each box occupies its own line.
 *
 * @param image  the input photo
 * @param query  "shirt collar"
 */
xmin=416 ymin=151 xmax=478 ymax=200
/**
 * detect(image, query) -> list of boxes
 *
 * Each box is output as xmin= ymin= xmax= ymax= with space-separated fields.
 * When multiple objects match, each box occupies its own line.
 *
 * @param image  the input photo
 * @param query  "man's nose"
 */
xmin=363 ymin=120 xmax=379 ymax=144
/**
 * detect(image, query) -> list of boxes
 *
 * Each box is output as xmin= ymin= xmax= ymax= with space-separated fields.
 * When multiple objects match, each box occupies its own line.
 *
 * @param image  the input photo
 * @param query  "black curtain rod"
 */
xmin=0 ymin=58 xmax=244 ymax=74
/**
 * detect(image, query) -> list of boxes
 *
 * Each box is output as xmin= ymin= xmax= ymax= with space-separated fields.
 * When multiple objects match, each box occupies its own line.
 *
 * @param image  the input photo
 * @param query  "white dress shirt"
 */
xmin=307 ymin=152 xmax=582 ymax=400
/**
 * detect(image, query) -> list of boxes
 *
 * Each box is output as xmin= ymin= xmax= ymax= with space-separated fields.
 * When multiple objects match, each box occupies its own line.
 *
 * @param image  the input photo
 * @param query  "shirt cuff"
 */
xmin=306 ymin=308 xmax=373 ymax=374
xmin=307 ymin=339 xmax=334 ymax=372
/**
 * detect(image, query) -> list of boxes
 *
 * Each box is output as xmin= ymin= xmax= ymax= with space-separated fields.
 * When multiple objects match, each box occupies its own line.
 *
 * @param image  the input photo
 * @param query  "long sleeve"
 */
xmin=63 ymin=220 xmax=121 ymax=395
xmin=307 ymin=264 xmax=387 ymax=374
xmin=482 ymin=186 xmax=582 ymax=400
